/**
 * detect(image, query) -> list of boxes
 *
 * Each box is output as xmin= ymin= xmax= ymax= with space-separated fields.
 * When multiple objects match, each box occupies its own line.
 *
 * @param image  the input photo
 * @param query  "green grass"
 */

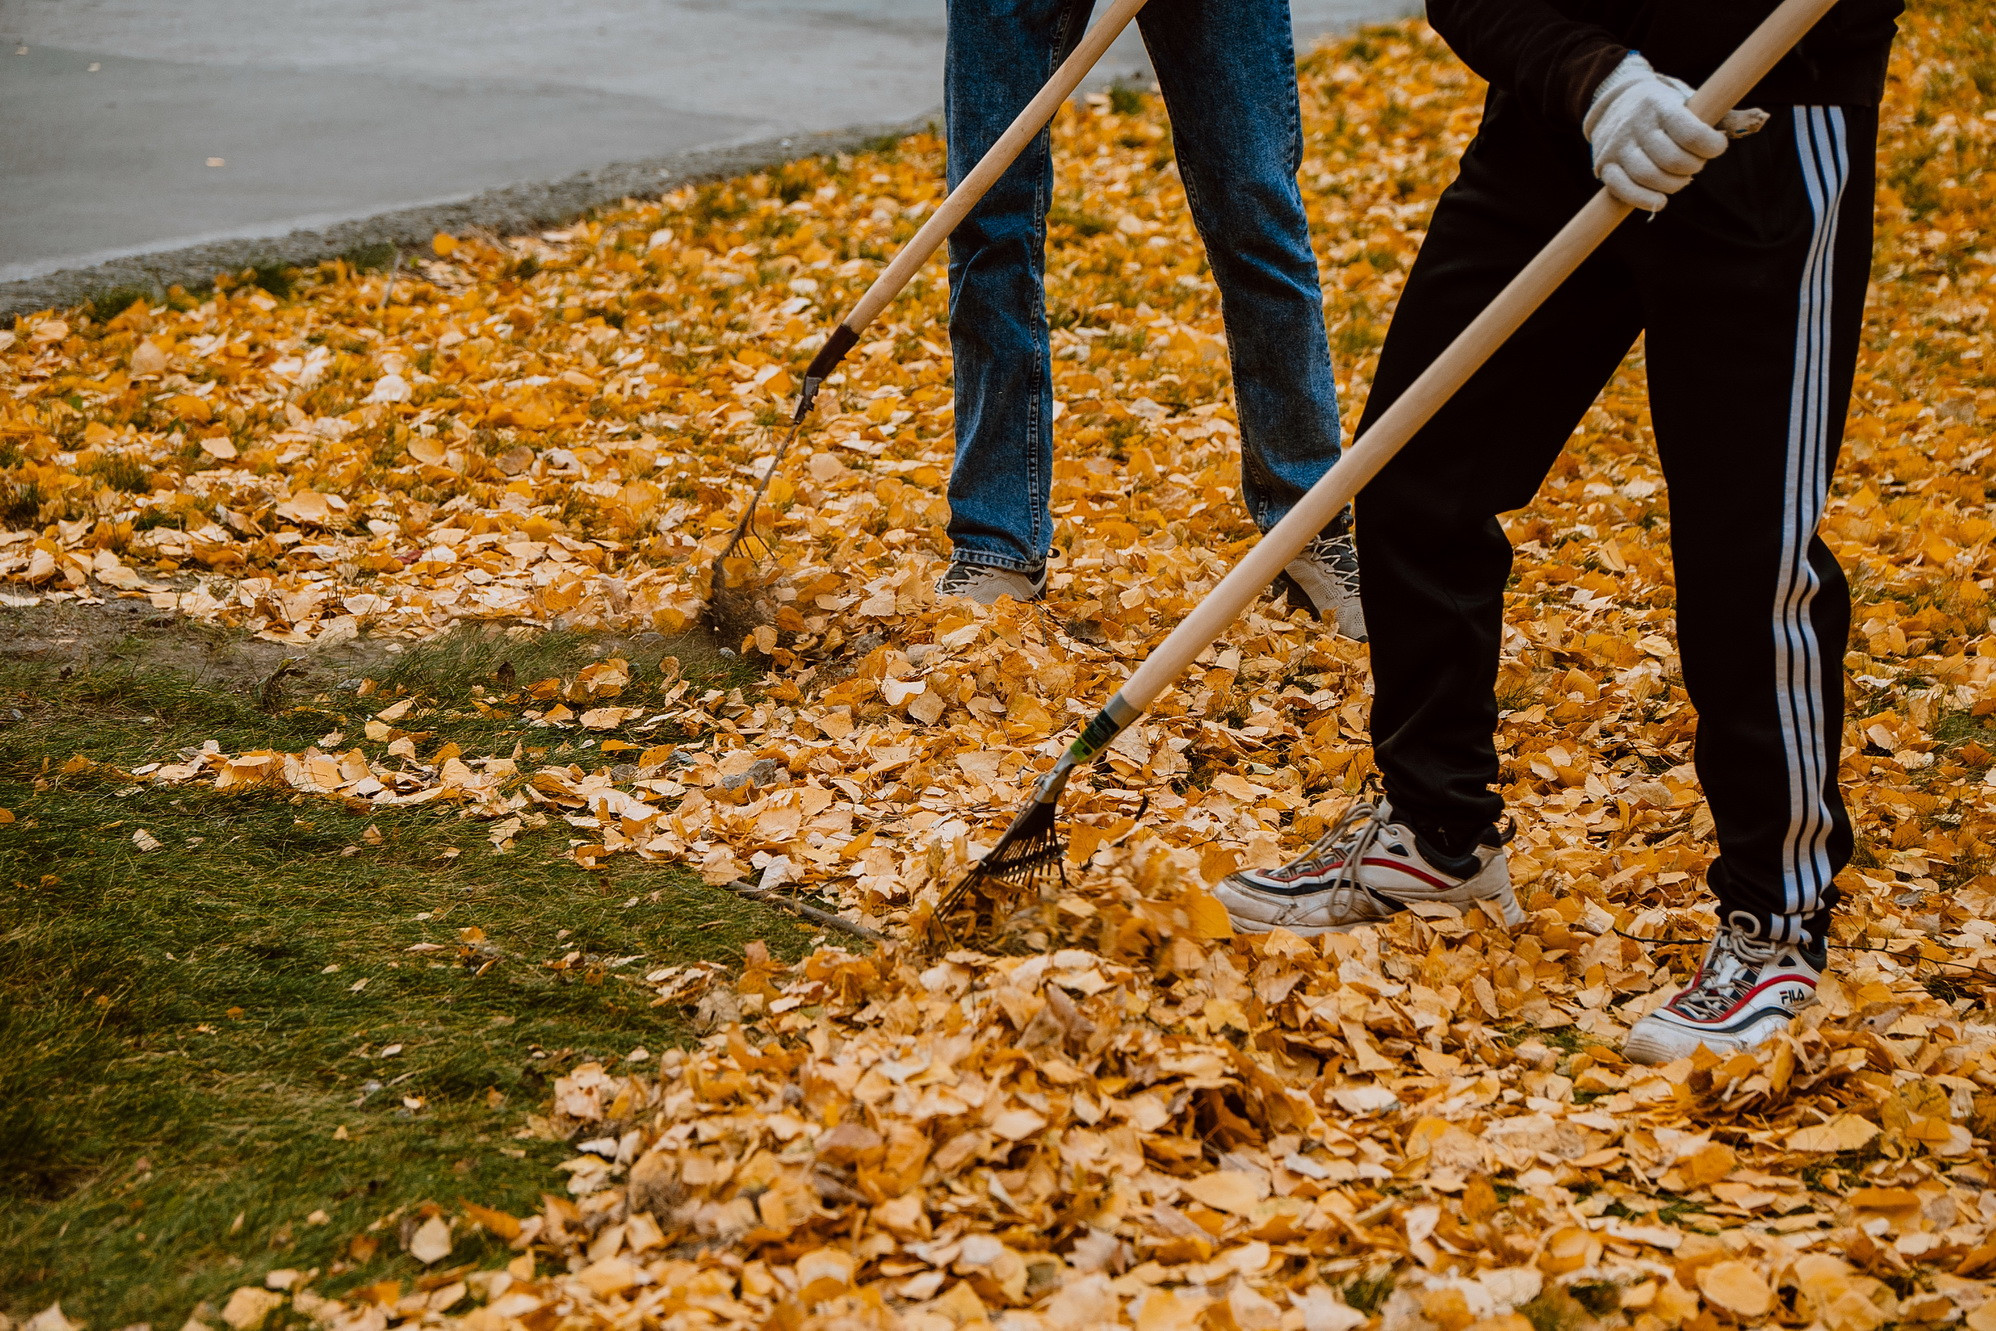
xmin=339 ymin=243 xmax=399 ymax=274
xmin=249 ymin=263 xmax=296 ymax=301
xmin=1 ymin=478 xmax=47 ymax=529
xmin=1107 ymin=83 xmax=1148 ymax=116
xmin=1339 ymin=1270 xmax=1395 ymax=1315
xmin=1519 ymin=1288 xmax=1594 ymax=1331
xmin=80 ymin=451 xmax=154 ymax=495
xmin=84 ymin=287 xmax=153 ymax=324
xmin=1930 ymin=707 xmax=1996 ymax=756
xmin=0 ymin=627 xmax=807 ymax=1325
xmin=1049 ymin=205 xmax=1114 ymax=241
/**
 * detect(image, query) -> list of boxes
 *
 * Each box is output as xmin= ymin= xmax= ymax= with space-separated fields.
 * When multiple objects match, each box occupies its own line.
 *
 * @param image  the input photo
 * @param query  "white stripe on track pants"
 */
xmin=1356 ymin=102 xmax=1876 ymax=948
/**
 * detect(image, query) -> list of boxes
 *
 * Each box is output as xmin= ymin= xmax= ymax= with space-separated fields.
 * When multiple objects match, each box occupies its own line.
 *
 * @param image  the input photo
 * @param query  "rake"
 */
xmin=709 ymin=0 xmax=1153 ymax=602
xmin=930 ymin=0 xmax=1847 ymax=940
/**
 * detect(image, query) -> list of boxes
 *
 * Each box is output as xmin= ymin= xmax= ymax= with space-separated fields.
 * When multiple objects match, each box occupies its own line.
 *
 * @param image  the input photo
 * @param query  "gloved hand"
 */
xmin=1583 ymin=52 xmax=1730 ymax=212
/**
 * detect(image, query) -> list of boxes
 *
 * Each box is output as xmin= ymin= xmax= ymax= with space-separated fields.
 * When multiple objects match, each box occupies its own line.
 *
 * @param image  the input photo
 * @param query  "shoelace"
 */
xmin=1279 ymin=799 xmax=1393 ymax=898
xmin=1300 ymin=535 xmax=1361 ymax=596
xmin=1670 ymin=928 xmax=1787 ymax=1021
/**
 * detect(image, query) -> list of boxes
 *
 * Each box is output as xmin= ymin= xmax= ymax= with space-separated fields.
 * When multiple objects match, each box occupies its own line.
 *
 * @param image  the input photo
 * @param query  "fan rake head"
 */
xmin=707 ymin=326 xmax=857 ymax=608
xmin=924 ymin=702 xmax=1152 ymax=952
xmin=927 ymin=796 xmax=1068 ymax=952
xmin=707 ymin=417 xmax=804 ymax=600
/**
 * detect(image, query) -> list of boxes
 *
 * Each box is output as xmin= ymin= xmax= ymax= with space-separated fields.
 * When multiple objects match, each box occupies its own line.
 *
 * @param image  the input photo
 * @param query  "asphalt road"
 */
xmin=1 ymin=0 xmax=1417 ymax=309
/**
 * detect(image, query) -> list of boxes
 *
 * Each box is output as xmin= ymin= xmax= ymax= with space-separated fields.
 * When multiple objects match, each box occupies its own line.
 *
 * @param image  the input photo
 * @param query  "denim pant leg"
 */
xmin=943 ymin=0 xmax=1095 ymax=573
xmin=1139 ymin=0 xmax=1346 ymax=535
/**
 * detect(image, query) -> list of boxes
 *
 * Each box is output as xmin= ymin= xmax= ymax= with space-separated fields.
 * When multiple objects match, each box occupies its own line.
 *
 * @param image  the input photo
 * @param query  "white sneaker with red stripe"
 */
xmin=1215 ymin=799 xmax=1521 ymax=936
xmin=1623 ymin=924 xmax=1823 ymax=1064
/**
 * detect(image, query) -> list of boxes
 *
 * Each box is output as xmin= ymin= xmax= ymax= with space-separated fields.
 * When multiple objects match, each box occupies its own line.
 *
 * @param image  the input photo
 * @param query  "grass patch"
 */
xmin=1 ymin=477 xmax=46 ymax=529
xmin=1050 ymin=205 xmax=1114 ymax=240
xmin=82 ymin=451 xmax=154 ymax=495
xmin=1339 ymin=1270 xmax=1395 ymax=1315
xmin=1930 ymin=707 xmax=1996 ymax=754
xmin=340 ymin=243 xmax=399 ymax=274
xmin=349 ymin=624 xmax=760 ymax=757
xmin=85 ymin=287 xmax=153 ymax=324
xmin=1519 ymin=1289 xmax=1593 ymax=1331
xmin=371 ymin=624 xmax=733 ymax=701
xmin=0 ymin=628 xmax=811 ymax=1325
xmin=1108 ymin=82 xmax=1148 ymax=116
xmin=856 ymin=130 xmax=909 ymax=156
xmin=249 ymin=263 xmax=296 ymax=301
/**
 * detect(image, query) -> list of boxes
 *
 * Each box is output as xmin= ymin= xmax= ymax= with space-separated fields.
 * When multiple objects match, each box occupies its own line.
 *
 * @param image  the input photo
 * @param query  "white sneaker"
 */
xmin=1279 ymin=533 xmax=1367 ymax=641
xmin=935 ymin=561 xmax=1046 ymax=605
xmin=1623 ymin=924 xmax=1823 ymax=1064
xmin=1215 ymin=799 xmax=1520 ymax=935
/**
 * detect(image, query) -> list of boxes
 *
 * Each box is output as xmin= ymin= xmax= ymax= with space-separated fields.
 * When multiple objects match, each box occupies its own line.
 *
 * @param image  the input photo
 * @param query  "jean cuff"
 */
xmin=1256 ymin=504 xmax=1354 ymax=539
xmin=946 ymin=547 xmax=1045 ymax=575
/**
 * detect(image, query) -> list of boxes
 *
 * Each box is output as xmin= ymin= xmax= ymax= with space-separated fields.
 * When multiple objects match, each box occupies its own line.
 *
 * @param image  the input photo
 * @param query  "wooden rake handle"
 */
xmin=1106 ymin=0 xmax=1843 ymax=720
xmin=795 ymin=0 xmax=1151 ymax=408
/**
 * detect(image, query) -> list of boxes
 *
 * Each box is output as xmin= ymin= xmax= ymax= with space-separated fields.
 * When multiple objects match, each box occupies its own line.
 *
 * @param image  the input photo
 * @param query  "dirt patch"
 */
xmin=0 ymin=595 xmax=740 ymax=707
xmin=0 ymin=595 xmax=383 ymax=688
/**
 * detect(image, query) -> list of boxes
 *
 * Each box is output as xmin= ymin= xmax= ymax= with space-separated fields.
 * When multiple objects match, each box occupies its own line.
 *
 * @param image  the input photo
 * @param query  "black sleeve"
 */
xmin=1426 ymin=0 xmax=1631 ymax=127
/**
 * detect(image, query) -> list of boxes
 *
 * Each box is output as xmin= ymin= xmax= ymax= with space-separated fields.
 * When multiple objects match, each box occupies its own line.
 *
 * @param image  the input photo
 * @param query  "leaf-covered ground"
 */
xmin=3 ymin=2 xmax=1996 ymax=1329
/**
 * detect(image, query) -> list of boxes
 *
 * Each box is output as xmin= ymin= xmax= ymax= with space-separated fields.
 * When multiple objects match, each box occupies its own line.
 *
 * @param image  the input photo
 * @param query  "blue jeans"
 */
xmin=943 ymin=0 xmax=1346 ymax=572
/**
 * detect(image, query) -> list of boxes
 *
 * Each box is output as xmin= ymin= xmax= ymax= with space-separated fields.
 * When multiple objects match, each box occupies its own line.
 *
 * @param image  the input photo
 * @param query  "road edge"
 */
xmin=0 ymin=113 xmax=939 ymax=320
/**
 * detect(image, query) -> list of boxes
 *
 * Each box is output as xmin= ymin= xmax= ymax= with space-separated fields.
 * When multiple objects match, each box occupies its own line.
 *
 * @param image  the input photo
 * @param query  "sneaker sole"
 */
xmin=1227 ymin=914 xmax=1377 ymax=938
xmin=1623 ymin=1011 xmax=1789 ymax=1065
xmin=936 ymin=585 xmax=1047 ymax=606
xmin=1226 ymin=885 xmax=1524 ymax=936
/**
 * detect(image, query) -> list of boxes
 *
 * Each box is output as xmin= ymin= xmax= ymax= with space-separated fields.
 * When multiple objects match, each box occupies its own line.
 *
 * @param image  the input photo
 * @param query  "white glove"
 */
xmin=1583 ymin=52 xmax=1729 ymax=212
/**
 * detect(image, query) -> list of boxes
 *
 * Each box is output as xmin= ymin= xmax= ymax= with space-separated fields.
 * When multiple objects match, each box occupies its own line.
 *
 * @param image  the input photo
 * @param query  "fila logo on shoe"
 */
xmin=1623 ymin=924 xmax=1825 ymax=1065
xmin=1663 ymin=970 xmax=1816 ymax=1024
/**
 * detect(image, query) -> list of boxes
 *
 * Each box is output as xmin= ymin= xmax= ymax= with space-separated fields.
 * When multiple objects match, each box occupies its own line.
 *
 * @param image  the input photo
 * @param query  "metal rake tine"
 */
xmin=935 ymin=865 xmax=984 ymax=923
xmin=735 ymin=419 xmax=805 ymax=537
xmin=710 ymin=417 xmax=805 ymax=593
xmin=1110 ymin=793 xmax=1151 ymax=849
xmin=723 ymin=522 xmax=773 ymax=564
xmin=930 ymin=874 xmax=986 ymax=954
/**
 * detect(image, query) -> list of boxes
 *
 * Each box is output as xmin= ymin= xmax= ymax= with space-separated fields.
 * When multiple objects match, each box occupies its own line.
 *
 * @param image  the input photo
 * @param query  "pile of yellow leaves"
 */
xmin=309 ymin=854 xmax=1996 ymax=1331
xmin=7 ymin=1 xmax=1996 ymax=1327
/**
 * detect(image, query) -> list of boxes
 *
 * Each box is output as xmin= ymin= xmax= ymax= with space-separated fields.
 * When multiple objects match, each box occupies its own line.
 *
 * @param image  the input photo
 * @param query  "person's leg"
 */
xmin=1637 ymin=106 xmax=1875 ymax=949
xmin=1359 ymin=120 xmax=1641 ymax=845
xmin=1218 ymin=117 xmax=1640 ymax=936
xmin=1136 ymin=0 xmax=1342 ymax=535
xmin=943 ymin=0 xmax=1094 ymax=574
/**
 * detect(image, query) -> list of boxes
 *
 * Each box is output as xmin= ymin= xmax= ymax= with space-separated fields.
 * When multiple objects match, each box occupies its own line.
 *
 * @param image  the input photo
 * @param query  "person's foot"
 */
xmin=1215 ymin=798 xmax=1519 ymax=935
xmin=934 ymin=561 xmax=1047 ymax=605
xmin=1278 ymin=532 xmax=1367 ymax=641
xmin=1623 ymin=924 xmax=1823 ymax=1064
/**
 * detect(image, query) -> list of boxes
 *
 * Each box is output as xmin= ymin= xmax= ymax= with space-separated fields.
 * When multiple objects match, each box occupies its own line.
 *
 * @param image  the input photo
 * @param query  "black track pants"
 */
xmin=1357 ymin=101 xmax=1877 ymax=947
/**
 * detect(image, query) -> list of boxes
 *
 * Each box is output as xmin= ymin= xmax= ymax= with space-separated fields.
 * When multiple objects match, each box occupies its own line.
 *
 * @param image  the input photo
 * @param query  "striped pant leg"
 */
xmin=1639 ymin=106 xmax=1876 ymax=947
